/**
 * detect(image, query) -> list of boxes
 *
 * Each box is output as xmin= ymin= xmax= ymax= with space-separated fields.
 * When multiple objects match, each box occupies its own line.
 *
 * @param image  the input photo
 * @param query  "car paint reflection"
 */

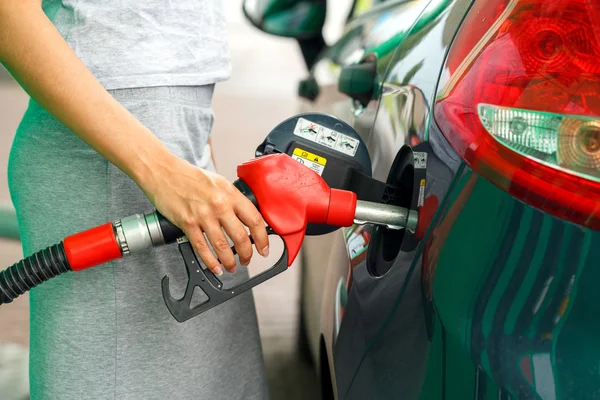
xmin=336 ymin=0 xmax=470 ymax=398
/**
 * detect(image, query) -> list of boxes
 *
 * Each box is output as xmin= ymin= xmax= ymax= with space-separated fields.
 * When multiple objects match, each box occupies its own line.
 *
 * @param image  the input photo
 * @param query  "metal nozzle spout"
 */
xmin=353 ymin=200 xmax=418 ymax=231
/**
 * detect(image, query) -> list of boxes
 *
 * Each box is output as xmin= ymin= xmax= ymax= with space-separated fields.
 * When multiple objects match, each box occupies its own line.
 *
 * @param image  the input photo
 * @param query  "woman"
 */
xmin=0 ymin=1 xmax=270 ymax=399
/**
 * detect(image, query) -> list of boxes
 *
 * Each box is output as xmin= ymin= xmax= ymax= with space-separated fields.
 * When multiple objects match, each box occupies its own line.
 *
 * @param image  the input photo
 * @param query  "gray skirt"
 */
xmin=8 ymin=86 xmax=269 ymax=400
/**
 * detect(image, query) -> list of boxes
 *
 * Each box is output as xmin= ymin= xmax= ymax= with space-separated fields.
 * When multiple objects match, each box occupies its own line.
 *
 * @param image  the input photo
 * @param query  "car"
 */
xmin=244 ymin=0 xmax=600 ymax=398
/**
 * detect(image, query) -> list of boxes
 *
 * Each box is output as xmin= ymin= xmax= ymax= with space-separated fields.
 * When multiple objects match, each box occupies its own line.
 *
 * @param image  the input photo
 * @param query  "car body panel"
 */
xmin=421 ymin=165 xmax=600 ymax=399
xmin=269 ymin=0 xmax=600 ymax=397
xmin=318 ymin=0 xmax=600 ymax=398
xmin=306 ymin=0 xmax=431 ymax=140
xmin=331 ymin=1 xmax=470 ymax=398
xmin=318 ymin=232 xmax=351 ymax=399
xmin=298 ymin=0 xmax=431 ymax=374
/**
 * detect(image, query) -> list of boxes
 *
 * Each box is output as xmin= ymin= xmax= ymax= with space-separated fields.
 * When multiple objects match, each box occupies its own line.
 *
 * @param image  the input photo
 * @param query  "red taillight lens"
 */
xmin=434 ymin=0 xmax=600 ymax=229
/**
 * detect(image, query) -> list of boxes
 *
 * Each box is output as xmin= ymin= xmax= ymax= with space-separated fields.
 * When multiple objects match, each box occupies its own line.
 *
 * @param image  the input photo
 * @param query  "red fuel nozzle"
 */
xmin=237 ymin=154 xmax=357 ymax=266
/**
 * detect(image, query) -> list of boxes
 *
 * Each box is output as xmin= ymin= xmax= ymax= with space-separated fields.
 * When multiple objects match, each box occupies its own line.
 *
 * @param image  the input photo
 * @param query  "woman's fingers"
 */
xmin=220 ymin=213 xmax=253 ymax=267
xmin=234 ymin=195 xmax=269 ymax=257
xmin=185 ymin=225 xmax=223 ymax=276
xmin=202 ymin=219 xmax=238 ymax=273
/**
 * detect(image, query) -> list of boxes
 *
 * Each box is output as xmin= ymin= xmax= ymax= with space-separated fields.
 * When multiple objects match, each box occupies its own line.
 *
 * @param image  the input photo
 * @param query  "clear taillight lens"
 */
xmin=434 ymin=0 xmax=600 ymax=229
xmin=478 ymin=104 xmax=600 ymax=181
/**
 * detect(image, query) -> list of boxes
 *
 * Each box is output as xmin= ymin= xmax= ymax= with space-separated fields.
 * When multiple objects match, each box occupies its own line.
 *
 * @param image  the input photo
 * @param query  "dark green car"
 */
xmin=245 ymin=0 xmax=600 ymax=399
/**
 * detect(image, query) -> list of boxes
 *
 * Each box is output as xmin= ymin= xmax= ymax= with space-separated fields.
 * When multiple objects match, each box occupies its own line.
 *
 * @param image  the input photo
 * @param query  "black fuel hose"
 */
xmin=0 ymin=243 xmax=69 ymax=305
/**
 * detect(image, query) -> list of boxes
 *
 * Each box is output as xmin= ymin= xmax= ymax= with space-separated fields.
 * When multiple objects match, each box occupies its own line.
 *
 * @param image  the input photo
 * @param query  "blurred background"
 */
xmin=0 ymin=1 xmax=351 ymax=399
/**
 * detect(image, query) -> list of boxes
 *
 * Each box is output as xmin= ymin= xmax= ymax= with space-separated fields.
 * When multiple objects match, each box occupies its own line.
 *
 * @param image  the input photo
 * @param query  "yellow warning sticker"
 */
xmin=292 ymin=148 xmax=328 ymax=176
xmin=293 ymin=148 xmax=327 ymax=165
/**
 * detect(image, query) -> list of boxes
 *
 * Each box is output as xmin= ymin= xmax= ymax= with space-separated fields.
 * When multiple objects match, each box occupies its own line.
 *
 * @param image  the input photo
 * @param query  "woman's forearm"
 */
xmin=0 ymin=1 xmax=173 ymax=191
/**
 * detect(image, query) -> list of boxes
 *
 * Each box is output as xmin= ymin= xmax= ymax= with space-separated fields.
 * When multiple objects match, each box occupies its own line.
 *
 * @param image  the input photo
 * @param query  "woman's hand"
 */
xmin=142 ymin=155 xmax=269 ymax=276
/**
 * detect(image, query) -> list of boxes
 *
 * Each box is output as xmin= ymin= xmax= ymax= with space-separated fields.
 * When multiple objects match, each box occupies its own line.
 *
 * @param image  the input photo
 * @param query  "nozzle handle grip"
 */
xmin=155 ymin=212 xmax=183 ymax=245
xmin=233 ymin=179 xmax=258 ymax=208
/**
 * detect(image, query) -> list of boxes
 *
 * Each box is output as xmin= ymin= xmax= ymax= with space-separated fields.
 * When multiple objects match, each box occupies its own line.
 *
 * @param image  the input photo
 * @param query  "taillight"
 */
xmin=434 ymin=0 xmax=600 ymax=229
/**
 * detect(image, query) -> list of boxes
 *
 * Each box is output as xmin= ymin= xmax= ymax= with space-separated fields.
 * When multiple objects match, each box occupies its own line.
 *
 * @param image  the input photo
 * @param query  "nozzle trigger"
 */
xmin=161 ymin=228 xmax=288 ymax=322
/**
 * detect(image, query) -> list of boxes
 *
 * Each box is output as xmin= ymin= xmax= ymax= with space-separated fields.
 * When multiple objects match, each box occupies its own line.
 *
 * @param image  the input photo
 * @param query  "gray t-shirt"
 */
xmin=42 ymin=0 xmax=231 ymax=90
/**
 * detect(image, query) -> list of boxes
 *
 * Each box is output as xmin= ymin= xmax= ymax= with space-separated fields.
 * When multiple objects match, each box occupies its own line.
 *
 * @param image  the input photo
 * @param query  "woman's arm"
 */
xmin=0 ymin=1 xmax=269 ymax=274
xmin=0 ymin=1 xmax=167 ymax=186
